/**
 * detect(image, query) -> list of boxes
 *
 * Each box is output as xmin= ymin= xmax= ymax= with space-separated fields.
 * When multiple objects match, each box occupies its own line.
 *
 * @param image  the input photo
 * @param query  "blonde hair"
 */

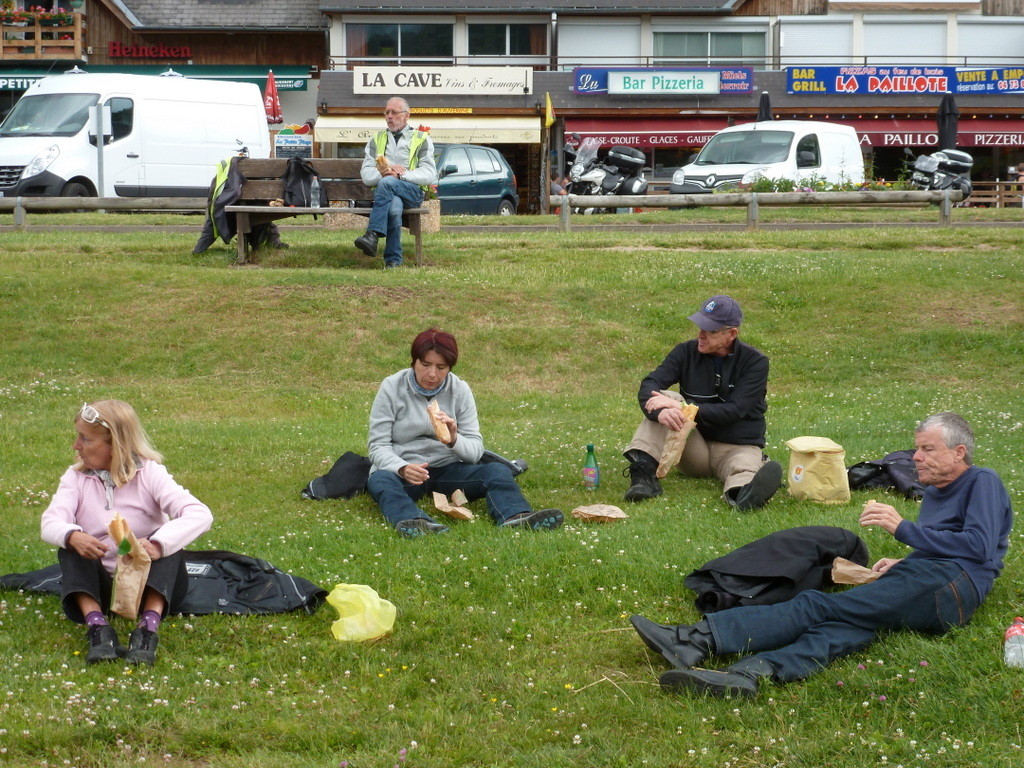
xmin=75 ymin=399 xmax=163 ymax=486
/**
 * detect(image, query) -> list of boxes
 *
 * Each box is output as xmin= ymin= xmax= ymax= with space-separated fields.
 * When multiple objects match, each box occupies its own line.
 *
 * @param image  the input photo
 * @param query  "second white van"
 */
xmin=669 ymin=120 xmax=865 ymax=194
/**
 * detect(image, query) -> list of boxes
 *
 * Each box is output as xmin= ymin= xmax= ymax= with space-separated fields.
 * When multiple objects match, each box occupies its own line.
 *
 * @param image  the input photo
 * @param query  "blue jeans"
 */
xmin=706 ymin=558 xmax=980 ymax=681
xmin=367 ymin=176 xmax=424 ymax=265
xmin=367 ymin=462 xmax=532 ymax=528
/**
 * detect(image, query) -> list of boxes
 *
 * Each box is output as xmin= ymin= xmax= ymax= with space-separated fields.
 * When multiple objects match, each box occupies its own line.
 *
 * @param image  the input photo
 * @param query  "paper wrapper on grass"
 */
xmin=657 ymin=403 xmax=700 ymax=479
xmin=832 ymin=556 xmax=881 ymax=585
xmin=106 ymin=513 xmax=152 ymax=619
xmin=433 ymin=490 xmax=473 ymax=520
xmin=571 ymin=504 xmax=629 ymax=523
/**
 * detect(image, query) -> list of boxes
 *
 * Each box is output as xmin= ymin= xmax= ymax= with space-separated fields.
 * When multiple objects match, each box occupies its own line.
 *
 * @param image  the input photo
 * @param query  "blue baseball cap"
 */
xmin=688 ymin=295 xmax=743 ymax=331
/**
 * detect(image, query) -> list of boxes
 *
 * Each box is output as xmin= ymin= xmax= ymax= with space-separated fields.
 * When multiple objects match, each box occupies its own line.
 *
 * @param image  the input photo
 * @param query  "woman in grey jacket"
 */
xmin=367 ymin=328 xmax=562 ymax=538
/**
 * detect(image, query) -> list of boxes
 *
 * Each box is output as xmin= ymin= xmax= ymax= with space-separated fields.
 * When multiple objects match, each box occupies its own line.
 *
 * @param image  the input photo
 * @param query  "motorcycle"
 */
xmin=904 ymin=147 xmax=974 ymax=201
xmin=563 ymin=135 xmax=648 ymax=213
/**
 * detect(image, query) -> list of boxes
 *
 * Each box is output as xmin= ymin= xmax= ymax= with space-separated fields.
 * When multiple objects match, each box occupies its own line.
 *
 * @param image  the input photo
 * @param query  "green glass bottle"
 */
xmin=583 ymin=444 xmax=600 ymax=490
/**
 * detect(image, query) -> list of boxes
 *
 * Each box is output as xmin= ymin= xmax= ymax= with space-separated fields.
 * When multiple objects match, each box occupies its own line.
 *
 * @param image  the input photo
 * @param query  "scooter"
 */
xmin=904 ymin=147 xmax=973 ymax=200
xmin=564 ymin=135 xmax=648 ymax=213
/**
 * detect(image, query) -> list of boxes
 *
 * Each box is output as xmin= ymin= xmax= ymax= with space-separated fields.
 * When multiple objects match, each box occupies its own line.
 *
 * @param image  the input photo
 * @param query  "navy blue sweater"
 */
xmin=898 ymin=465 xmax=1013 ymax=599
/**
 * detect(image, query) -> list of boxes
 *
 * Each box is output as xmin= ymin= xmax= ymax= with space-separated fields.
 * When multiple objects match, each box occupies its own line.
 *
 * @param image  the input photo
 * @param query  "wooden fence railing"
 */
xmin=962 ymin=181 xmax=1023 ymax=208
xmin=552 ymin=189 xmax=965 ymax=231
xmin=0 ymin=197 xmax=208 ymax=231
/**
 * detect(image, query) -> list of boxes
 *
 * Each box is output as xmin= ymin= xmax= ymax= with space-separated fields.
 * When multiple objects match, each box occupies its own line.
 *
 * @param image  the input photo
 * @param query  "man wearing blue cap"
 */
xmin=622 ymin=294 xmax=782 ymax=510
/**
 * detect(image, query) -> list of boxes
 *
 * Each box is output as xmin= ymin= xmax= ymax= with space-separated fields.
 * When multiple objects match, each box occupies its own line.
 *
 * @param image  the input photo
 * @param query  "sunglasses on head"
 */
xmin=79 ymin=403 xmax=111 ymax=430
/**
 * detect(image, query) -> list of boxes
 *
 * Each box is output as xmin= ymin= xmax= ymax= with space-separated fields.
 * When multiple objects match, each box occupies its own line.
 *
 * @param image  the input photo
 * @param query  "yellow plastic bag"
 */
xmin=785 ymin=436 xmax=851 ymax=504
xmin=327 ymin=583 xmax=396 ymax=641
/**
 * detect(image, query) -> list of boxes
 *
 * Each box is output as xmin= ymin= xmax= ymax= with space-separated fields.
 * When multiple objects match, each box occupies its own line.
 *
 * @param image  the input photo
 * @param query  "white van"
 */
xmin=669 ymin=120 xmax=864 ymax=193
xmin=0 ymin=72 xmax=270 ymax=197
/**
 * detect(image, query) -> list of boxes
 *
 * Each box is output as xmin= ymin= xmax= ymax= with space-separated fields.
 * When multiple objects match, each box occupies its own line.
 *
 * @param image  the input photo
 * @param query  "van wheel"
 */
xmin=496 ymin=199 xmax=516 ymax=216
xmin=59 ymin=182 xmax=91 ymax=197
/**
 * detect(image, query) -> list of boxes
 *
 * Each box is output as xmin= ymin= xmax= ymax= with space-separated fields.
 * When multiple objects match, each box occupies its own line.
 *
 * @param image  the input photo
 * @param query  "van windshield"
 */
xmin=0 ymin=93 xmax=99 ymax=138
xmin=694 ymin=130 xmax=795 ymax=166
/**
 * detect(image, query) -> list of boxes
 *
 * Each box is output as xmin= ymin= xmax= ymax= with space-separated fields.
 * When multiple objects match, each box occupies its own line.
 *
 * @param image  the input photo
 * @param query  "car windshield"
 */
xmin=0 ymin=93 xmax=99 ymax=138
xmin=695 ymin=130 xmax=795 ymax=166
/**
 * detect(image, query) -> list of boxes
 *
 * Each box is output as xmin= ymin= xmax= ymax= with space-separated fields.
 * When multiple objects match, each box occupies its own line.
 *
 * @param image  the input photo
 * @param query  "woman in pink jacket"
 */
xmin=40 ymin=400 xmax=213 ymax=665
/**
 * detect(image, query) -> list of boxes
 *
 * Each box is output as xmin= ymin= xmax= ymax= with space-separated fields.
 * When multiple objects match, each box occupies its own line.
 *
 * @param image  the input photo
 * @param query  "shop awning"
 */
xmin=831 ymin=118 xmax=1024 ymax=148
xmin=565 ymin=118 xmax=731 ymax=148
xmin=316 ymin=115 xmax=541 ymax=144
xmin=566 ymin=117 xmax=1024 ymax=148
xmin=0 ymin=65 xmax=311 ymax=91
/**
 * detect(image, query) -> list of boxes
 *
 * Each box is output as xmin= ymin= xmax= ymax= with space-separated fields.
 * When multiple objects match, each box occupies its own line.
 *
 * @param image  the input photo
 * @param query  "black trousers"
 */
xmin=57 ymin=547 xmax=188 ymax=623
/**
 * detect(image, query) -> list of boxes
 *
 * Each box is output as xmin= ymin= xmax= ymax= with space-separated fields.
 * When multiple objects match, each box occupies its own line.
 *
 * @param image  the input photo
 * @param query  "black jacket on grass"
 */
xmin=638 ymin=338 xmax=769 ymax=447
xmin=684 ymin=526 xmax=870 ymax=614
xmin=1 ymin=551 xmax=327 ymax=616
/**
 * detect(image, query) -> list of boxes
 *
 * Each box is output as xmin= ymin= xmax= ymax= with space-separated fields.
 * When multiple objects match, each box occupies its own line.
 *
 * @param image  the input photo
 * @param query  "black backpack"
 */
xmin=282 ymin=156 xmax=328 ymax=208
xmin=847 ymin=449 xmax=925 ymax=500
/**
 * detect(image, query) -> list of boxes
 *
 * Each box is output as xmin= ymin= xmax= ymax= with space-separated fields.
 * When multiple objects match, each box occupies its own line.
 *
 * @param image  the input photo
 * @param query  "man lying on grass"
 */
xmin=630 ymin=412 xmax=1013 ymax=698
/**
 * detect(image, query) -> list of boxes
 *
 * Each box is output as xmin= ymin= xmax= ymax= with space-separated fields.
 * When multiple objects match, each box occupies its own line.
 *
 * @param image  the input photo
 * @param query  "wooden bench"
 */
xmin=226 ymin=157 xmax=428 ymax=266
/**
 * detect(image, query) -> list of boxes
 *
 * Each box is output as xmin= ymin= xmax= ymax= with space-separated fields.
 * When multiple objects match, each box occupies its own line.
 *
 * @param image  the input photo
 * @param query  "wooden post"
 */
xmin=559 ymin=196 xmax=572 ymax=232
xmin=940 ymin=189 xmax=951 ymax=226
xmin=14 ymin=197 xmax=26 ymax=231
xmin=746 ymin=193 xmax=759 ymax=229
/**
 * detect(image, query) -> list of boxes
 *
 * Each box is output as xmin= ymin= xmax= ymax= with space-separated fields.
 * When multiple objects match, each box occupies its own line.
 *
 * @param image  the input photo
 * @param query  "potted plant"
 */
xmin=31 ymin=5 xmax=73 ymax=25
xmin=1 ymin=4 xmax=31 ymax=25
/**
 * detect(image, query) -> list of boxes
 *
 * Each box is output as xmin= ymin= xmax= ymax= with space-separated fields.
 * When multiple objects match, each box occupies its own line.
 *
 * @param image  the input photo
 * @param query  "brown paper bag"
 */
xmin=657 ymin=402 xmax=700 ymax=479
xmin=107 ymin=513 xmax=152 ymax=619
xmin=785 ymin=436 xmax=851 ymax=504
xmin=832 ymin=556 xmax=881 ymax=585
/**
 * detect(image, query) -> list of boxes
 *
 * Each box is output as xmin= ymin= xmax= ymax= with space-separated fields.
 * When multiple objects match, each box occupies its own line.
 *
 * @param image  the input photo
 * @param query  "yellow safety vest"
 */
xmin=375 ymin=129 xmax=428 ymax=189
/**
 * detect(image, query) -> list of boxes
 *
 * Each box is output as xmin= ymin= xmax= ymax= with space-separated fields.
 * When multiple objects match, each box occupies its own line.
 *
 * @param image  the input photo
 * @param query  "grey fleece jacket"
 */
xmin=368 ymin=369 xmax=484 ymax=476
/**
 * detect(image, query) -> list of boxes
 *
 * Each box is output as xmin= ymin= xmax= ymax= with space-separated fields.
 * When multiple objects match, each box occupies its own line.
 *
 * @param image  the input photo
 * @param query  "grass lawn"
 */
xmin=0 ymin=220 xmax=1022 ymax=767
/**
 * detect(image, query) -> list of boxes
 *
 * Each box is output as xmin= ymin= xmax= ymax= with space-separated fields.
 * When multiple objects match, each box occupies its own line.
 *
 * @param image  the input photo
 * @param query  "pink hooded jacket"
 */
xmin=40 ymin=460 xmax=213 ymax=574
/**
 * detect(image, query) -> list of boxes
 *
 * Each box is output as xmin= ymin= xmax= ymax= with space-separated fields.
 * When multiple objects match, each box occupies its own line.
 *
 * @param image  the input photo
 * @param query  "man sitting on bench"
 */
xmin=354 ymin=97 xmax=437 ymax=269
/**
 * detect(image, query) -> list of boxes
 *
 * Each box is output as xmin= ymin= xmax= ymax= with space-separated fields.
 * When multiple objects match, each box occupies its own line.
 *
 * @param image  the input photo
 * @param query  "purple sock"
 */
xmin=85 ymin=611 xmax=108 ymax=627
xmin=138 ymin=609 xmax=161 ymax=632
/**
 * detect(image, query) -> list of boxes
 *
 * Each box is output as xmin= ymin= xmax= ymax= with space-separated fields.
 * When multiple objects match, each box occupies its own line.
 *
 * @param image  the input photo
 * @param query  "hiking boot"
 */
xmin=354 ymin=231 xmax=380 ymax=257
xmin=659 ymin=656 xmax=775 ymax=698
xmin=396 ymin=518 xmax=450 ymax=539
xmin=630 ymin=615 xmax=715 ymax=669
xmin=500 ymin=509 xmax=564 ymax=531
xmin=623 ymin=449 xmax=662 ymax=502
xmin=731 ymin=460 xmax=783 ymax=511
xmin=126 ymin=627 xmax=159 ymax=666
xmin=85 ymin=624 xmax=124 ymax=664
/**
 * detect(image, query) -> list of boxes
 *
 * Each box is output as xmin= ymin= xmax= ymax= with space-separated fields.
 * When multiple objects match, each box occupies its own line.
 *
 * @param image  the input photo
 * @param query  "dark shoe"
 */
xmin=384 ymin=259 xmax=402 ymax=269
xmin=623 ymin=449 xmax=662 ymax=502
xmin=630 ymin=615 xmax=714 ymax=669
xmin=500 ymin=508 xmax=564 ymax=531
xmin=126 ymin=627 xmax=159 ymax=666
xmin=659 ymin=656 xmax=775 ymax=698
xmin=85 ymin=624 xmax=124 ymax=664
xmin=732 ymin=460 xmax=783 ymax=511
xmin=396 ymin=518 xmax=450 ymax=539
xmin=354 ymin=231 xmax=379 ymax=257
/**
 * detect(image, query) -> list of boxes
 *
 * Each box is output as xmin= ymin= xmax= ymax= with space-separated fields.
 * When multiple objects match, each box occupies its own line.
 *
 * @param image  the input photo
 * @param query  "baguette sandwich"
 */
xmin=427 ymin=399 xmax=451 ymax=443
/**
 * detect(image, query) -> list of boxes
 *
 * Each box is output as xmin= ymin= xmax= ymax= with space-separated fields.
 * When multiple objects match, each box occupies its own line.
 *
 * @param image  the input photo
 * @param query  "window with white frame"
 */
xmin=654 ymin=31 xmax=766 ymax=67
xmin=346 ymin=23 xmax=454 ymax=64
xmin=468 ymin=23 xmax=546 ymax=57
